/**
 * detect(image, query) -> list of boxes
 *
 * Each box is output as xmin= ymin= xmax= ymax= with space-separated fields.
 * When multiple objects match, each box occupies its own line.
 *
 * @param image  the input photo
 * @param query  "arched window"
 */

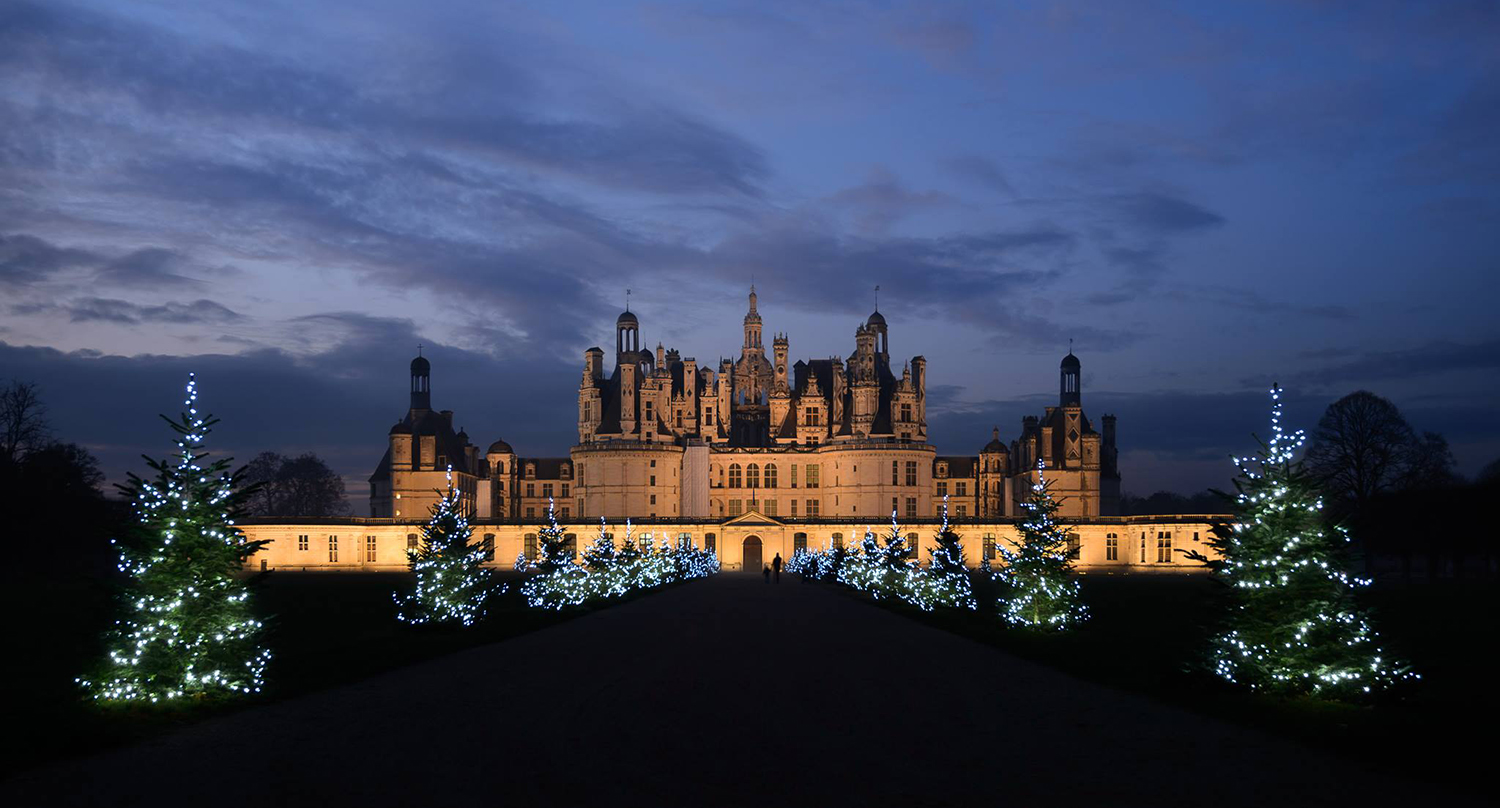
xmin=565 ymin=533 xmax=578 ymax=559
xmin=524 ymin=533 xmax=538 ymax=560
xmin=831 ymin=532 xmax=843 ymax=549
xmin=728 ymin=464 xmax=742 ymax=488
xmin=746 ymin=463 xmax=759 ymax=488
xmin=704 ymin=532 xmax=717 ymax=552
xmin=794 ymin=532 xmax=807 ymax=552
xmin=495 ymin=461 xmax=505 ymax=474
xmin=764 ymin=463 xmax=778 ymax=489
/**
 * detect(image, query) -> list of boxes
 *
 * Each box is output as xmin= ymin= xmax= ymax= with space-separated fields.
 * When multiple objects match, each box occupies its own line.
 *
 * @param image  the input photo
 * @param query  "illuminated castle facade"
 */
xmin=367 ymin=289 xmax=1121 ymax=526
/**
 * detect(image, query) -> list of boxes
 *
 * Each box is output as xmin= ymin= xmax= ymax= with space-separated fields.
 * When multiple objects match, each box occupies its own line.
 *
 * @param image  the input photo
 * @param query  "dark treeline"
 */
xmin=1119 ymin=490 xmax=1228 ymax=515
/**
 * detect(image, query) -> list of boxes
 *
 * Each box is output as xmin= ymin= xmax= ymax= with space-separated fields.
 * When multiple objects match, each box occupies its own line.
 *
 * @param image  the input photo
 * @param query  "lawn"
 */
xmin=841 ymin=570 xmax=1496 ymax=797
xmin=0 ymin=568 xmax=569 ymax=778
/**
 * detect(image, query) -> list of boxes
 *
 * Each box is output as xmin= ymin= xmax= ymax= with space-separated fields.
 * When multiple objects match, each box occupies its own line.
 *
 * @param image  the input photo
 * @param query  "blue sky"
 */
xmin=2 ymin=0 xmax=1497 ymax=508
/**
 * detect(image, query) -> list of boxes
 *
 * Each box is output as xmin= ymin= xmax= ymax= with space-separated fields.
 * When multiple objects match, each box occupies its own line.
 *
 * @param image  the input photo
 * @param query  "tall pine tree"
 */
xmin=993 ymin=460 xmax=1088 ymax=630
xmin=394 ymin=470 xmax=495 ymax=627
xmin=580 ymin=516 xmax=618 ymax=570
xmin=1192 ymin=385 xmax=1414 ymax=698
xmin=81 ymin=373 xmax=270 ymax=702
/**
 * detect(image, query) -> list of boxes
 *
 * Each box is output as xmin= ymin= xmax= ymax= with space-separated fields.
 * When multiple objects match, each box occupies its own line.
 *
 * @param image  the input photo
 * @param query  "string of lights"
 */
xmin=80 ymin=373 xmax=271 ymax=702
xmin=393 ymin=469 xmax=504 ymax=627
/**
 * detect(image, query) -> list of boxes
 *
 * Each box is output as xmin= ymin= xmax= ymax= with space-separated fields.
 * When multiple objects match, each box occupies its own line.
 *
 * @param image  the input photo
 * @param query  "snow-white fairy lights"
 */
xmin=80 ymin=373 xmax=271 ymax=702
xmin=991 ymin=460 xmax=1088 ymax=630
xmin=393 ymin=468 xmax=503 ymax=627
xmin=1193 ymin=385 xmax=1415 ymax=698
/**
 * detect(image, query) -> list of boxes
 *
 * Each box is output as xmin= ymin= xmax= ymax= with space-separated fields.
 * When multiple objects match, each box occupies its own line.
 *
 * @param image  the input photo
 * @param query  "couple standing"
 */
xmin=763 ymin=552 xmax=782 ymax=583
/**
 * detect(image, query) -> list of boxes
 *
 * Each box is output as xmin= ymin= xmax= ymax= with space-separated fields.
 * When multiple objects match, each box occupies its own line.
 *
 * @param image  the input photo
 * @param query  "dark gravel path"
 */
xmin=1 ymin=574 xmax=1464 ymax=807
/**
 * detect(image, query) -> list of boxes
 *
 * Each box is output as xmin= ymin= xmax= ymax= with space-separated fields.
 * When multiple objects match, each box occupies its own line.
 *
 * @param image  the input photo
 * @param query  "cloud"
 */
xmin=0 ymin=232 xmax=100 ymax=286
xmin=1110 ymin=192 xmax=1225 ymax=232
xmin=65 ymin=297 xmax=242 ymax=325
xmin=824 ymin=167 xmax=960 ymax=235
xmin=940 ymin=155 xmax=1014 ymax=196
xmin=1290 ymin=338 xmax=1500 ymax=386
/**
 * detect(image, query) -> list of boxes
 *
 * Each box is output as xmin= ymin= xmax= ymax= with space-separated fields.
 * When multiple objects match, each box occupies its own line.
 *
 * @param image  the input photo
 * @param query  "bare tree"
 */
xmin=1401 ymin=430 xmax=1458 ymax=491
xmin=1304 ymin=390 xmax=1425 ymax=513
xmin=239 ymin=451 xmax=348 ymax=517
xmin=0 ymin=380 xmax=51 ymax=464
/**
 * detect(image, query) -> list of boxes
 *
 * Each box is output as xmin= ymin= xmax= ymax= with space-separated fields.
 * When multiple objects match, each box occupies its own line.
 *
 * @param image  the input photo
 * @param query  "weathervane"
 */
xmin=626 ymin=288 xmax=631 ymax=312
xmin=874 ymin=284 xmax=880 ymax=311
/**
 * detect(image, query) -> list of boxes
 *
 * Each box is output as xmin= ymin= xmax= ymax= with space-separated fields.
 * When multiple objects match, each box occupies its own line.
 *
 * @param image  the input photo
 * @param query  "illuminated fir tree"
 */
xmin=533 ymin=497 xmax=573 ymax=572
xmin=80 ymin=373 xmax=270 ymax=702
xmin=875 ymin=510 xmax=913 ymax=568
xmin=580 ymin=516 xmax=617 ymax=570
xmin=1192 ymin=385 xmax=1414 ymax=698
xmin=925 ymin=495 xmax=977 ymax=609
xmin=394 ymin=470 xmax=494 ymax=626
xmin=993 ymin=460 xmax=1088 ymax=630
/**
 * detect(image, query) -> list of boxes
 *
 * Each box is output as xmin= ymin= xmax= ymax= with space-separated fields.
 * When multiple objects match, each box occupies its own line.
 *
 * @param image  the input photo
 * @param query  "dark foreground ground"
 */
xmin=0 ymin=573 xmax=1484 ymax=808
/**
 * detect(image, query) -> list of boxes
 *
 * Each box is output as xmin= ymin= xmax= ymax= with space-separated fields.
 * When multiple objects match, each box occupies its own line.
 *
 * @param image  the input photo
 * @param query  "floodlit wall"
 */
xmin=240 ymin=514 xmax=1224 ymax=574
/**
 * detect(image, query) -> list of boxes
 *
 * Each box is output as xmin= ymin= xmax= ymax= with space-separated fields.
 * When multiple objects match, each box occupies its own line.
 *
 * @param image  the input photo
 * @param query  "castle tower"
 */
xmin=743 ymin=286 xmax=763 ymax=350
xmin=616 ymin=310 xmax=640 ymax=365
xmin=1060 ymin=349 xmax=1081 ymax=407
xmin=410 ymin=351 xmax=431 ymax=412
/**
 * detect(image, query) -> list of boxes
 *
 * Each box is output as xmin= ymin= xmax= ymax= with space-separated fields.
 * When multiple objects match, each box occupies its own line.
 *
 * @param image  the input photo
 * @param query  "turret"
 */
xmin=410 ymin=352 xmax=431 ymax=412
xmin=743 ymin=286 xmax=763 ymax=350
xmin=1061 ymin=350 xmax=1081 ymax=407
xmin=616 ymin=310 xmax=640 ymax=365
xmin=772 ymin=333 xmax=789 ymax=390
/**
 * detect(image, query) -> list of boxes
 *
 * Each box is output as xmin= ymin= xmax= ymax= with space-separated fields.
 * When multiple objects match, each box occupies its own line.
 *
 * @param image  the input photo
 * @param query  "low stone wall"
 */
xmin=240 ymin=514 xmax=1225 ymax=574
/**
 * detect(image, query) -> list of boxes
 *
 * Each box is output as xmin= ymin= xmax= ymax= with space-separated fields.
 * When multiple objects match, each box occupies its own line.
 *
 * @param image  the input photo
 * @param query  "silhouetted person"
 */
xmin=772 ymin=553 xmax=782 ymax=583
xmin=763 ymin=564 xmax=771 ymax=583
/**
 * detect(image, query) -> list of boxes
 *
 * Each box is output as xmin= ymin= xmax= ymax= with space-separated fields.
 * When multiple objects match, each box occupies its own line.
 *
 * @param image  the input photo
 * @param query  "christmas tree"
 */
xmin=1192 ymin=385 xmax=1414 ymax=698
xmin=580 ymin=516 xmax=617 ymax=570
xmin=875 ymin=510 xmax=913 ymax=568
xmin=394 ymin=470 xmax=495 ymax=626
xmin=993 ymin=460 xmax=1088 ymax=630
xmin=533 ymin=498 xmax=573 ymax=572
xmin=81 ymin=373 xmax=270 ymax=702
xmin=923 ymin=495 xmax=977 ymax=610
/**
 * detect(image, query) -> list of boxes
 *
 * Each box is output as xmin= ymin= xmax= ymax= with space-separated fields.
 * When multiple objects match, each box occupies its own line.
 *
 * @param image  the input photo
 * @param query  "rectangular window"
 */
xmin=956 ymin=505 xmax=966 ymax=517
xmin=483 ymin=533 xmax=495 ymax=562
xmin=831 ymin=532 xmax=843 ymax=549
xmin=905 ymin=461 xmax=917 ymax=487
xmin=650 ymin=494 xmax=657 ymax=505
xmin=297 ymin=534 xmax=309 ymax=551
xmin=806 ymin=499 xmax=820 ymax=517
xmin=905 ymin=497 xmax=916 ymax=518
xmin=892 ymin=461 xmax=900 ymax=485
xmin=901 ymin=403 xmax=912 ymax=422
xmin=1141 ymin=533 xmax=1147 ymax=563
xmin=650 ymin=475 xmax=656 ymax=486
xmin=524 ymin=534 xmax=537 ymax=560
xmin=790 ymin=499 xmax=798 ymax=517
xmin=794 ymin=532 xmax=807 ymax=552
xmin=1106 ymin=533 xmax=1119 ymax=561
xmin=763 ymin=500 xmax=776 ymax=517
xmin=806 ymin=464 xmax=820 ymax=489
xmin=729 ymin=499 xmax=743 ymax=517
xmin=983 ymin=534 xmax=996 ymax=562
xmin=559 ymin=506 xmax=570 ymax=519
xmin=526 ymin=507 xmax=535 ymax=519
xmin=328 ymin=535 xmax=338 ymax=563
xmin=526 ymin=483 xmax=535 ymax=497
xmin=650 ymin=460 xmax=657 ymax=468
xmin=542 ymin=483 xmax=554 ymax=498
xmin=936 ymin=481 xmax=947 ymax=497
xmin=366 ymin=535 xmax=377 ymax=562
xmin=892 ymin=497 xmax=898 ymax=515
xmin=705 ymin=532 xmax=717 ymax=552
xmin=407 ymin=532 xmax=419 ymax=551
xmin=1157 ymin=532 xmax=1173 ymax=563
xmin=1193 ymin=531 xmax=1200 ymax=543
xmin=561 ymin=483 xmax=570 ymax=497
xmin=791 ymin=464 xmax=798 ymax=488
xmin=956 ymin=482 xmax=967 ymax=497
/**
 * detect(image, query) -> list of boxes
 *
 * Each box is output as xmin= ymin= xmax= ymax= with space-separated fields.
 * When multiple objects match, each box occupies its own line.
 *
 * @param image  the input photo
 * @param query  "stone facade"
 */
xmin=241 ymin=514 xmax=1220 ymax=574
xmin=369 ymin=288 xmax=1122 ymax=523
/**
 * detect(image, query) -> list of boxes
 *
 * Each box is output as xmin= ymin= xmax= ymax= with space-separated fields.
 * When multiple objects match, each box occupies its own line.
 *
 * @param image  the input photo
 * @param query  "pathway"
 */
xmin=1 ymin=574 xmax=1461 ymax=806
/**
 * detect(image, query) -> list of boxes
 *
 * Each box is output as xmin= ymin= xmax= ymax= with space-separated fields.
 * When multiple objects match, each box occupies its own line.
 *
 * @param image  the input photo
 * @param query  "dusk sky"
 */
xmin=2 ymin=0 xmax=1497 ymax=511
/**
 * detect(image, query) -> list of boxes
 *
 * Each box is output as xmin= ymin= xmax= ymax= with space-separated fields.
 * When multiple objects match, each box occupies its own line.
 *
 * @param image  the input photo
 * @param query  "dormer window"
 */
xmin=526 ymin=464 xmax=536 ymax=478
xmin=937 ymin=462 xmax=948 ymax=478
xmin=560 ymin=464 xmax=571 ymax=478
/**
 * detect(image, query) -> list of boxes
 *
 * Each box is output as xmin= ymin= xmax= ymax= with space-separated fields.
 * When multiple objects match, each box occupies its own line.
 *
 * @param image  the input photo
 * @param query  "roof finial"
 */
xmin=626 ymin=288 xmax=631 ymax=312
xmin=417 ymin=343 xmax=422 ymax=357
xmin=874 ymin=284 xmax=880 ymax=312
xmin=1068 ymin=337 xmax=1073 ymax=356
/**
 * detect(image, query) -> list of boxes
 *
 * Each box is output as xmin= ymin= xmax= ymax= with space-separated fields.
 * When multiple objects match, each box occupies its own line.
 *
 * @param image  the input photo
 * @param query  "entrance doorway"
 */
xmin=742 ymin=535 xmax=762 ymax=573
